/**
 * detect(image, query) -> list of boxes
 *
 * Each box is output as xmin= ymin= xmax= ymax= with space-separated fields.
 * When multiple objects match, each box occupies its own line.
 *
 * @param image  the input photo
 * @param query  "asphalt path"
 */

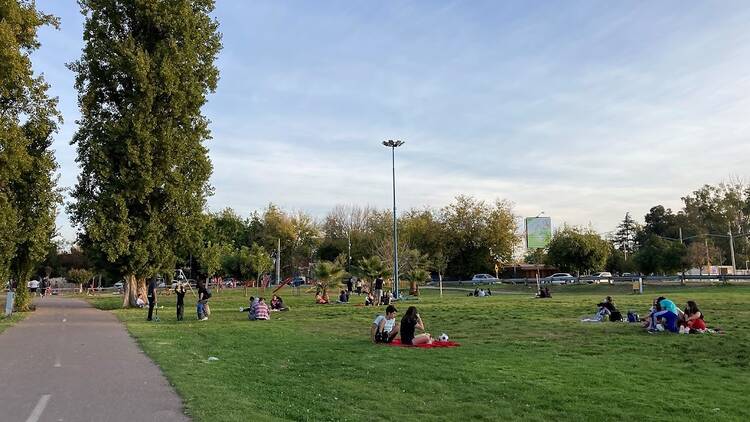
xmin=0 ymin=296 xmax=188 ymax=422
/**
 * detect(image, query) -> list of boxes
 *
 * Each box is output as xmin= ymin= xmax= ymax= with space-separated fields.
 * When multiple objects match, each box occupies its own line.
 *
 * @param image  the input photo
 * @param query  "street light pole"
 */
xmin=729 ymin=223 xmax=737 ymax=274
xmin=383 ymin=140 xmax=405 ymax=299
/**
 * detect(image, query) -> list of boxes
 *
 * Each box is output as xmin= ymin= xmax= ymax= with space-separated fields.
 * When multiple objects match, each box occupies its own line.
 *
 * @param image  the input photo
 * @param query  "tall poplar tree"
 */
xmin=68 ymin=0 xmax=222 ymax=307
xmin=0 ymin=0 xmax=62 ymax=311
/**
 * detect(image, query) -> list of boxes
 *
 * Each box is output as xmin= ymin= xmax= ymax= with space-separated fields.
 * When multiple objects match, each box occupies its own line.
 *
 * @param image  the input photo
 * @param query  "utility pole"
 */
xmin=679 ymin=228 xmax=685 ymax=284
xmin=729 ymin=223 xmax=737 ymax=274
xmin=276 ymin=238 xmax=281 ymax=285
xmin=705 ymin=239 xmax=710 ymax=274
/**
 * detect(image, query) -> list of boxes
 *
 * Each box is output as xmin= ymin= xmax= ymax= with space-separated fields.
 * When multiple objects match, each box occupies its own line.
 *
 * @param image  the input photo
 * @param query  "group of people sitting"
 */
xmin=536 ymin=287 xmax=552 ymax=298
xmin=643 ymin=296 xmax=707 ymax=334
xmin=365 ymin=290 xmax=394 ymax=306
xmin=371 ymin=305 xmax=433 ymax=346
xmin=580 ymin=295 xmax=709 ymax=334
xmin=468 ymin=288 xmax=492 ymax=297
xmin=239 ymin=294 xmax=289 ymax=320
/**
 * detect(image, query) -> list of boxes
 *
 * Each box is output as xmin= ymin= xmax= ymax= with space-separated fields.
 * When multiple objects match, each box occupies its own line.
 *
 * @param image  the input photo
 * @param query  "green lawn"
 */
xmin=87 ymin=284 xmax=750 ymax=422
xmin=0 ymin=296 xmax=26 ymax=334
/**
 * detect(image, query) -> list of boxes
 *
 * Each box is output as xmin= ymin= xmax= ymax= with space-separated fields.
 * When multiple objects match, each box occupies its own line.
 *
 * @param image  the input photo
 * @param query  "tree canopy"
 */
xmin=0 ymin=0 xmax=61 ymax=310
xmin=68 ymin=0 xmax=222 ymax=306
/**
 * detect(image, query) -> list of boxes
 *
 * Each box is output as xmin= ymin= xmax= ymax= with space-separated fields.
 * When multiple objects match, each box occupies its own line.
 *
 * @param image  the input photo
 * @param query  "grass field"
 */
xmin=0 ymin=295 xmax=26 ymax=335
xmin=87 ymin=283 xmax=750 ymax=422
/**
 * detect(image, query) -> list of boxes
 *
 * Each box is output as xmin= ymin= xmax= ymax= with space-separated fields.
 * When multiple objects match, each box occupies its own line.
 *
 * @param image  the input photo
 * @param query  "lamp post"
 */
xmin=383 ymin=139 xmax=405 ymax=299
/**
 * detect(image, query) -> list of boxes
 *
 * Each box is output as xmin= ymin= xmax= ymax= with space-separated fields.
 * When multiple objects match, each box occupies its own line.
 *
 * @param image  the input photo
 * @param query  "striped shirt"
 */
xmin=256 ymin=303 xmax=270 ymax=320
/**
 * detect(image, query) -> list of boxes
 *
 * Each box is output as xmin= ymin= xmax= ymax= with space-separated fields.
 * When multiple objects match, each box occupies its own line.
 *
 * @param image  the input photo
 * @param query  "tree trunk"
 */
xmin=122 ymin=274 xmax=146 ymax=308
xmin=13 ymin=266 xmax=33 ymax=311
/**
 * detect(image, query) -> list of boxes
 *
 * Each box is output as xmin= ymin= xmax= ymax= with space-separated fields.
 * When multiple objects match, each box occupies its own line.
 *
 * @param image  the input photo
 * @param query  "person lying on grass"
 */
xmin=400 ymin=306 xmax=432 ymax=345
xmin=680 ymin=300 xmax=706 ymax=332
xmin=372 ymin=305 xmax=399 ymax=343
xmin=648 ymin=296 xmax=682 ymax=333
xmin=270 ymin=295 xmax=289 ymax=311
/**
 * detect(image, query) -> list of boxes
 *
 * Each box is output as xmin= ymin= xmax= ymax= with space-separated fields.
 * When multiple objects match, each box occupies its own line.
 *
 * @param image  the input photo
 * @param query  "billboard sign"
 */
xmin=526 ymin=217 xmax=552 ymax=249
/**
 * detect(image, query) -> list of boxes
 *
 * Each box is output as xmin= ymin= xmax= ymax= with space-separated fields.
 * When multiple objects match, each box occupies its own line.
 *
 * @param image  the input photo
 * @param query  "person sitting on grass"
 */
xmin=582 ymin=296 xmax=620 ymax=322
xmin=681 ymin=300 xmax=706 ymax=332
xmin=399 ymin=306 xmax=432 ymax=346
xmin=270 ymin=295 xmax=289 ymax=311
xmin=486 ymin=289 xmax=492 ymax=296
xmin=478 ymin=289 xmax=486 ymax=297
xmin=364 ymin=292 xmax=375 ymax=306
xmin=536 ymin=287 xmax=551 ymax=298
xmin=255 ymin=297 xmax=270 ymax=320
xmin=381 ymin=291 xmax=392 ymax=306
xmin=372 ymin=305 xmax=399 ymax=343
xmin=648 ymin=296 xmax=682 ymax=333
xmin=337 ymin=289 xmax=349 ymax=304
xmin=240 ymin=296 xmax=258 ymax=319
xmin=315 ymin=292 xmax=329 ymax=304
xmin=136 ymin=293 xmax=147 ymax=308
xmin=600 ymin=296 xmax=622 ymax=321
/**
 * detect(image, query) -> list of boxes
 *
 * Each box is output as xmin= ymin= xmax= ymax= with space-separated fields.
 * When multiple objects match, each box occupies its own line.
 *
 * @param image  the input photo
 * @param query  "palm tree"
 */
xmin=404 ymin=268 xmax=430 ymax=296
xmin=314 ymin=260 xmax=345 ymax=298
xmin=355 ymin=256 xmax=389 ymax=292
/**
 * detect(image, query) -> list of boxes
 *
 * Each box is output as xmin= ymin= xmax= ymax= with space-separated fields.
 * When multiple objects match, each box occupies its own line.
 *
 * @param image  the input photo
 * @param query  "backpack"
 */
xmin=627 ymin=311 xmax=640 ymax=323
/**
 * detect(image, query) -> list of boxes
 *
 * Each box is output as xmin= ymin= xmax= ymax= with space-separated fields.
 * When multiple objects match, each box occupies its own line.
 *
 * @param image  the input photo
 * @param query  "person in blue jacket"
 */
xmin=648 ymin=296 xmax=683 ymax=333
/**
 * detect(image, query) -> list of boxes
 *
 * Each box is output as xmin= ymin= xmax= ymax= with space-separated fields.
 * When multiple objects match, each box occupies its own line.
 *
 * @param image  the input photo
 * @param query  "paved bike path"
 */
xmin=0 ymin=296 xmax=188 ymax=422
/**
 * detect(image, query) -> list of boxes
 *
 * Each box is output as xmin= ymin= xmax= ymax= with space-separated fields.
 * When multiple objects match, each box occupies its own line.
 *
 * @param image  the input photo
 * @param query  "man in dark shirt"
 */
xmin=147 ymin=277 xmax=157 ymax=321
xmin=374 ymin=277 xmax=384 ymax=306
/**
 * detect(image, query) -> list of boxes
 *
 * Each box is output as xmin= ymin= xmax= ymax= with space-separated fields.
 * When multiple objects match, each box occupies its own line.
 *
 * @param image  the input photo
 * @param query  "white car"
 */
xmin=471 ymin=274 xmax=499 ymax=284
xmin=543 ymin=273 xmax=575 ymax=285
xmin=589 ymin=272 xmax=613 ymax=284
xmin=113 ymin=281 xmax=124 ymax=289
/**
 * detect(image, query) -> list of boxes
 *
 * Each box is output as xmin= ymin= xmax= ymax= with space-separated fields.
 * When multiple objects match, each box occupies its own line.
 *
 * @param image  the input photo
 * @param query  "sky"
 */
xmin=31 ymin=0 xmax=750 ymax=242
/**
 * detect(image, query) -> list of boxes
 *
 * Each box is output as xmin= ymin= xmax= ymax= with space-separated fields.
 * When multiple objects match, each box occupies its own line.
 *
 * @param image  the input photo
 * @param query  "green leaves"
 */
xmin=69 ymin=0 xmax=222 ymax=289
xmin=546 ymin=226 xmax=610 ymax=275
xmin=0 ymin=1 xmax=61 ymax=310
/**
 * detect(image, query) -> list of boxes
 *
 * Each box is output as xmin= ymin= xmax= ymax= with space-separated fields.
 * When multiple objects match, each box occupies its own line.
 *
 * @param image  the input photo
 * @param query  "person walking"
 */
xmin=147 ymin=277 xmax=157 ymax=321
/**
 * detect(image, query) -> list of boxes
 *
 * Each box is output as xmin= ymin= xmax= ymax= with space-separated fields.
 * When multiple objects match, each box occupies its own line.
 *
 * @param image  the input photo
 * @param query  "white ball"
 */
xmin=439 ymin=333 xmax=449 ymax=342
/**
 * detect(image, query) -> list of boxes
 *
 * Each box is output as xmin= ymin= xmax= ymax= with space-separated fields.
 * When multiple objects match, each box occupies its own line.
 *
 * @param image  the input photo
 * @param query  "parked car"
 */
xmin=589 ymin=272 xmax=613 ymax=284
xmin=471 ymin=274 xmax=499 ymax=284
xmin=543 ymin=273 xmax=575 ymax=285
xmin=292 ymin=276 xmax=306 ymax=287
xmin=113 ymin=281 xmax=124 ymax=289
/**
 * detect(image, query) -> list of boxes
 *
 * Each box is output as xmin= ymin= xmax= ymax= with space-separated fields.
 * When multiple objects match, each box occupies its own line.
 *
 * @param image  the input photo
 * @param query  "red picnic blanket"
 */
xmin=388 ymin=339 xmax=460 ymax=348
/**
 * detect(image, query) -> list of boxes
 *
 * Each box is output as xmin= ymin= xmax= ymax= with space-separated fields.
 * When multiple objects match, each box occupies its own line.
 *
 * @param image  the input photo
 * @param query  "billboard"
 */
xmin=526 ymin=217 xmax=552 ymax=249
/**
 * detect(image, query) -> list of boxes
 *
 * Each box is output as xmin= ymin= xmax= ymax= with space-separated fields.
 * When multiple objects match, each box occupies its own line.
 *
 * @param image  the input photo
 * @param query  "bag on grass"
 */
xmin=627 ymin=311 xmax=640 ymax=323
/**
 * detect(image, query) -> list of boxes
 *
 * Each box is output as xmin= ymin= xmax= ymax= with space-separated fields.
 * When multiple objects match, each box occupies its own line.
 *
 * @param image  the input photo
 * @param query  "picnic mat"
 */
xmin=389 ymin=339 xmax=460 ymax=348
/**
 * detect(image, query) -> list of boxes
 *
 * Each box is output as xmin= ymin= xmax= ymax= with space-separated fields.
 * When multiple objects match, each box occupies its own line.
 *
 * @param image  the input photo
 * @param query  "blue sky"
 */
xmin=33 ymin=0 xmax=750 ymax=242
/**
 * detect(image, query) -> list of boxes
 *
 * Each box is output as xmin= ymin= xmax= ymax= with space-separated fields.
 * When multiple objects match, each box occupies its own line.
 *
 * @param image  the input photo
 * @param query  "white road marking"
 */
xmin=25 ymin=394 xmax=51 ymax=422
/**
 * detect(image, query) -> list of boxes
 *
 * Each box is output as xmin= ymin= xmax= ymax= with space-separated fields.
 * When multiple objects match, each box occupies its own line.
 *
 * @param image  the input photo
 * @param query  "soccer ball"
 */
xmin=439 ymin=333 xmax=449 ymax=342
